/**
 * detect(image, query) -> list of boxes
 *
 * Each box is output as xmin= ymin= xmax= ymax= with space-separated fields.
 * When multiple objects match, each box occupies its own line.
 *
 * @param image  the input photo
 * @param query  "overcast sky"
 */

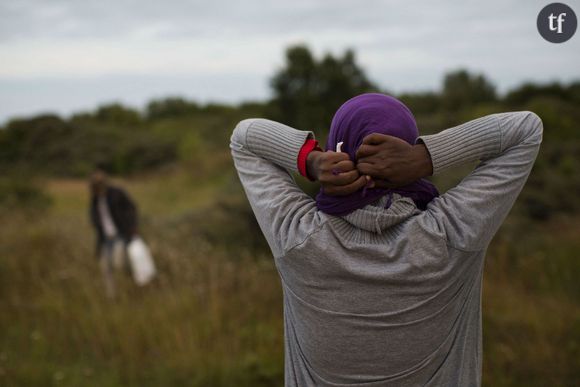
xmin=1 ymin=0 xmax=579 ymax=123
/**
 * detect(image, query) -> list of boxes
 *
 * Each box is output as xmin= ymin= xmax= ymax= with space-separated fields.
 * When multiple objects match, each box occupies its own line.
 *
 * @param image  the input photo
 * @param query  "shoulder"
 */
xmin=107 ymin=186 xmax=130 ymax=200
xmin=108 ymin=185 xmax=123 ymax=195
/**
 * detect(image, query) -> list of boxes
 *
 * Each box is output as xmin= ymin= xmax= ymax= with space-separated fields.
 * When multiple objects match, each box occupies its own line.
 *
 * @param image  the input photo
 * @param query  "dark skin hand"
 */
xmin=355 ymin=133 xmax=433 ymax=188
xmin=306 ymin=150 xmax=370 ymax=196
xmin=305 ymin=133 xmax=433 ymax=195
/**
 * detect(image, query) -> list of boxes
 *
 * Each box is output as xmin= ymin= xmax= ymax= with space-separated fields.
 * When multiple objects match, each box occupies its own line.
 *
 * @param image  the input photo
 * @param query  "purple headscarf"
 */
xmin=315 ymin=93 xmax=439 ymax=216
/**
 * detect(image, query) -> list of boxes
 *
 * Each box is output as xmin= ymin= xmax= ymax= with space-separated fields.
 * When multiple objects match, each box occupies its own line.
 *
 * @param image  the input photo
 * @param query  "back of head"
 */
xmin=89 ymin=164 xmax=109 ymax=196
xmin=315 ymin=93 xmax=438 ymax=216
xmin=326 ymin=93 xmax=419 ymax=156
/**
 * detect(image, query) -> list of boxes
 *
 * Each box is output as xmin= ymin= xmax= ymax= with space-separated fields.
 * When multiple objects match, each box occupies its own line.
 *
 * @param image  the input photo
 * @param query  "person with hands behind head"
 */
xmin=230 ymin=93 xmax=542 ymax=387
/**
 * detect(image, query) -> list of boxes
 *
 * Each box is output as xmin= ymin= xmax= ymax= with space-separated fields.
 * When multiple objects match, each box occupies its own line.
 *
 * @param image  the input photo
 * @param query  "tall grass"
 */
xmin=0 ymin=169 xmax=284 ymax=387
xmin=0 ymin=165 xmax=578 ymax=386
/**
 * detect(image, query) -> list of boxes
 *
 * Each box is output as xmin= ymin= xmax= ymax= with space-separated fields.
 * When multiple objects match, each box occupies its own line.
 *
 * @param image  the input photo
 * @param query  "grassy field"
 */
xmin=0 ymin=159 xmax=579 ymax=386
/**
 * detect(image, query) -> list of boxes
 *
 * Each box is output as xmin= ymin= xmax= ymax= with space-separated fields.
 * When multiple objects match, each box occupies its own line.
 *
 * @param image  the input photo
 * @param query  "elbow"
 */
xmin=523 ymin=111 xmax=544 ymax=145
xmin=230 ymin=119 xmax=257 ymax=150
xmin=525 ymin=111 xmax=543 ymax=130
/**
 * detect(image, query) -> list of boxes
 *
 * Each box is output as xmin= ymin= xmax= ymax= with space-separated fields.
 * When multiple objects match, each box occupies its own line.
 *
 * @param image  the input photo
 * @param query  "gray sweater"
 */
xmin=230 ymin=111 xmax=543 ymax=386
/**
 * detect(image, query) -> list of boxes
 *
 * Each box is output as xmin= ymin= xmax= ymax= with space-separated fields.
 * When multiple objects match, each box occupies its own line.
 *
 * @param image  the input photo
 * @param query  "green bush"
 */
xmin=0 ymin=175 xmax=52 ymax=212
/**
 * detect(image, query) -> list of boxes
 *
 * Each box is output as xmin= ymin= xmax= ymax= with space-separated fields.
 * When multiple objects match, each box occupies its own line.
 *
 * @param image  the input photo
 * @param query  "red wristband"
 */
xmin=297 ymin=139 xmax=321 ymax=181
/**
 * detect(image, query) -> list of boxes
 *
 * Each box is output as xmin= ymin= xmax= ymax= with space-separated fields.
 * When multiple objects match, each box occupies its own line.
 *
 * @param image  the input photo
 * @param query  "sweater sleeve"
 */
xmin=418 ymin=111 xmax=543 ymax=251
xmin=230 ymin=118 xmax=324 ymax=258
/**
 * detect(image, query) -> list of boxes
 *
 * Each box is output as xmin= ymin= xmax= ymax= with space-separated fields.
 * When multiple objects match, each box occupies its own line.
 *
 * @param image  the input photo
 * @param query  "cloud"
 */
xmin=0 ymin=0 xmax=579 ymax=122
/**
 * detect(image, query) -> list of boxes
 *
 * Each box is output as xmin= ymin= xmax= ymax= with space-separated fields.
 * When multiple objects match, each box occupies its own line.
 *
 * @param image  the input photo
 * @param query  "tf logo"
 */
xmin=537 ymin=3 xmax=577 ymax=43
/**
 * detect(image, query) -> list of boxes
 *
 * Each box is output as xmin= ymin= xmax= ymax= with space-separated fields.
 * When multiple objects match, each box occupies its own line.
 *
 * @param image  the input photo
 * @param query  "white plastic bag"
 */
xmin=127 ymin=237 xmax=156 ymax=286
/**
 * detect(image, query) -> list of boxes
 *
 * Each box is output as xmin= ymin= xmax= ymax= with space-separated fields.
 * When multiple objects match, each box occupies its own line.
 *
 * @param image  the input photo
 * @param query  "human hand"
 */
xmin=307 ymin=150 xmax=370 ymax=196
xmin=355 ymin=133 xmax=433 ymax=188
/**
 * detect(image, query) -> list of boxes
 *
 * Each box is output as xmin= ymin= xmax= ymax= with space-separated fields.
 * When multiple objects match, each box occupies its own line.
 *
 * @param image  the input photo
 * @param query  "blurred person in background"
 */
xmin=230 ymin=93 xmax=542 ymax=386
xmin=89 ymin=165 xmax=138 ymax=299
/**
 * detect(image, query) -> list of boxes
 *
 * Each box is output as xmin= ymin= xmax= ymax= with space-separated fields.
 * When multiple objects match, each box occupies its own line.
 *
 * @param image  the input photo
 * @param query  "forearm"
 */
xmin=417 ymin=112 xmax=542 ymax=176
xmin=230 ymin=118 xmax=314 ymax=173
xmin=417 ymin=114 xmax=501 ymax=175
xmin=420 ymin=112 xmax=543 ymax=250
xmin=229 ymin=119 xmax=319 ymax=258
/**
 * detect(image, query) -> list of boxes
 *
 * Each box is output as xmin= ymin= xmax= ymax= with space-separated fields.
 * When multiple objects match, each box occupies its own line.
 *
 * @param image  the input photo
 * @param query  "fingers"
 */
xmin=324 ymin=175 xmax=370 ymax=196
xmin=355 ymin=144 xmax=378 ymax=160
xmin=356 ymin=162 xmax=380 ymax=176
xmin=333 ymin=159 xmax=355 ymax=172
xmin=324 ymin=151 xmax=350 ymax=163
xmin=361 ymin=133 xmax=389 ymax=145
xmin=357 ymin=133 xmax=403 ymax=158
xmin=327 ymin=169 xmax=360 ymax=185
xmin=320 ymin=160 xmax=359 ymax=185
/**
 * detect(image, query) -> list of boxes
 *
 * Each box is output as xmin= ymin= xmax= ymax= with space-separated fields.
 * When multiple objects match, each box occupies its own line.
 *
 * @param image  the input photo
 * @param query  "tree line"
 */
xmin=0 ymin=44 xmax=578 ymax=219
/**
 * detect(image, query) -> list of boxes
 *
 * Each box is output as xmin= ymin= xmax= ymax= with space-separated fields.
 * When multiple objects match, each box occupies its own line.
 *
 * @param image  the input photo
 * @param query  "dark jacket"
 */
xmin=90 ymin=186 xmax=138 ymax=256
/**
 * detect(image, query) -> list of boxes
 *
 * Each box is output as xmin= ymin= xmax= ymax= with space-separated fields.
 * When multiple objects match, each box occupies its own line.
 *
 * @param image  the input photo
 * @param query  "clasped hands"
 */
xmin=306 ymin=133 xmax=433 ymax=196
